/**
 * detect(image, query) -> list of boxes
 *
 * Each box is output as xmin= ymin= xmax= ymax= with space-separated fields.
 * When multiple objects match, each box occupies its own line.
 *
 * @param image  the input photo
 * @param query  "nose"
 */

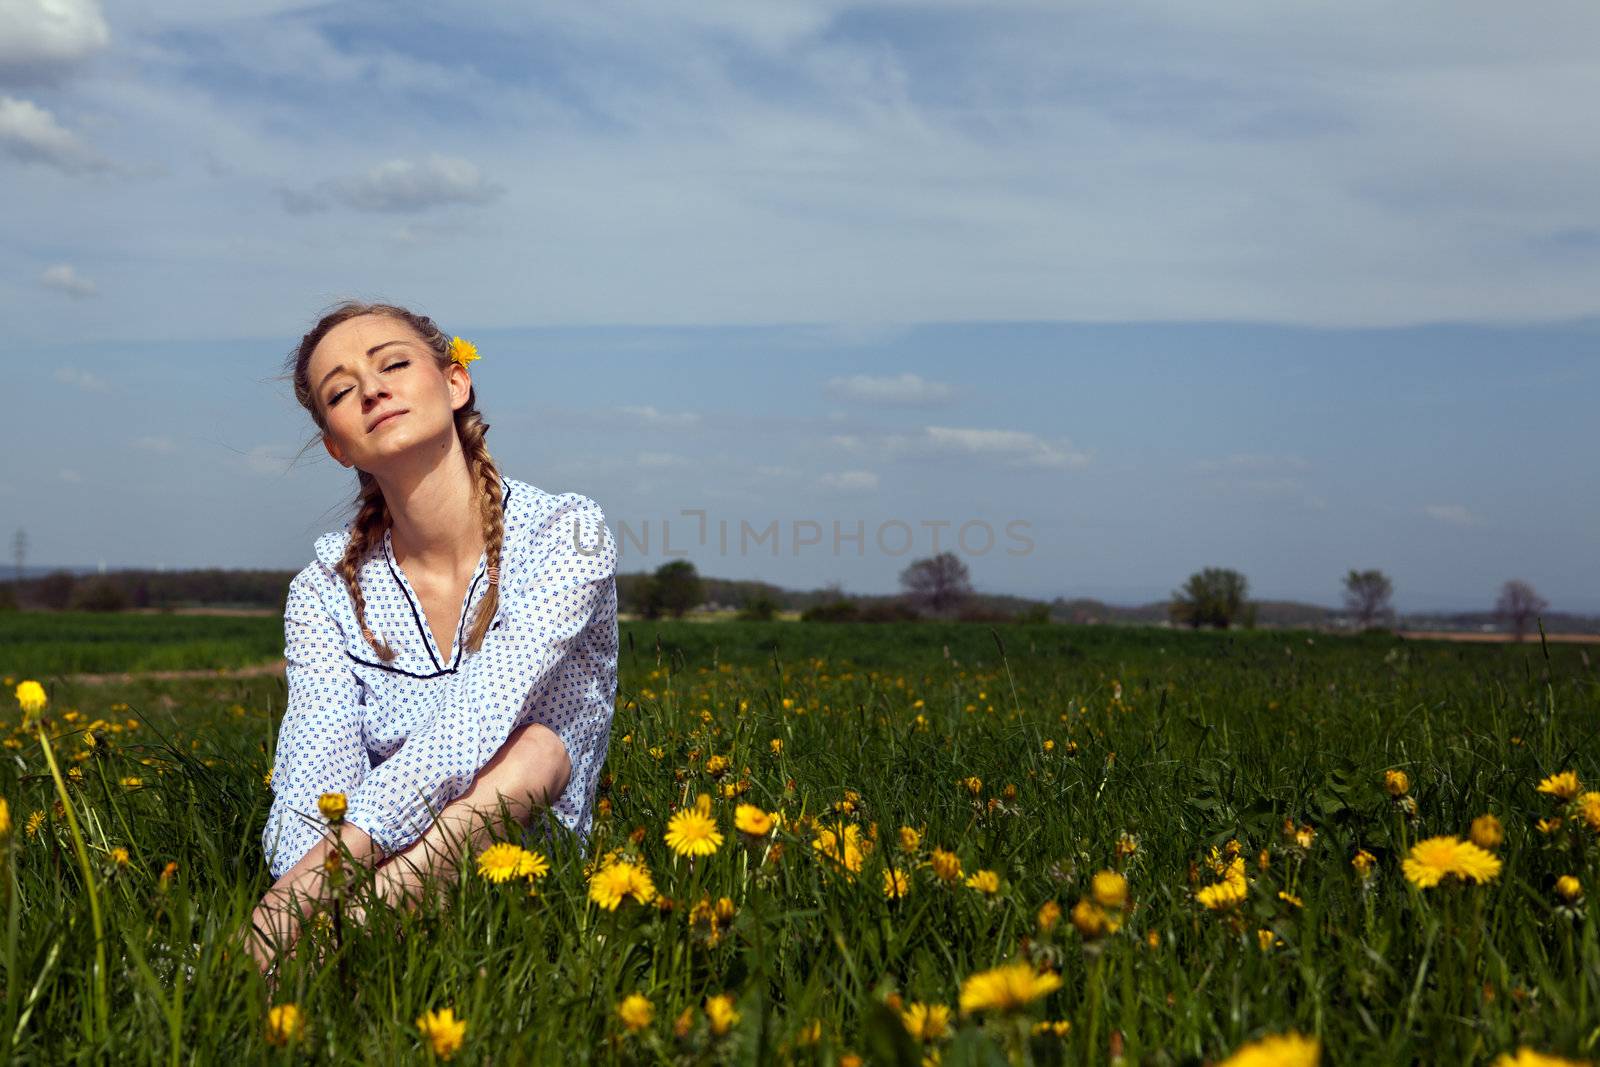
xmin=359 ymin=373 xmax=391 ymax=408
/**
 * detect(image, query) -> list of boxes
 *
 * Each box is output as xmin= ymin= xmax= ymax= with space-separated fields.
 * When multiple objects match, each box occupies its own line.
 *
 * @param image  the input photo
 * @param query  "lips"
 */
xmin=369 ymin=410 xmax=408 ymax=433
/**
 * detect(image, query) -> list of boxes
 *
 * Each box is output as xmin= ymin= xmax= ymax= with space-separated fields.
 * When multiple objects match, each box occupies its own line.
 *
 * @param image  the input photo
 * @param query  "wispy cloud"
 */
xmin=888 ymin=426 xmax=1091 ymax=469
xmin=281 ymin=155 xmax=503 ymax=214
xmin=1423 ymin=503 xmax=1482 ymax=527
xmin=54 ymin=365 xmax=110 ymax=391
xmin=825 ymin=373 xmax=955 ymax=407
xmin=617 ymin=404 xmax=701 ymax=430
xmin=818 ymin=469 xmax=879 ymax=492
xmin=132 ymin=435 xmax=177 ymax=453
xmin=39 ymin=263 xmax=97 ymax=297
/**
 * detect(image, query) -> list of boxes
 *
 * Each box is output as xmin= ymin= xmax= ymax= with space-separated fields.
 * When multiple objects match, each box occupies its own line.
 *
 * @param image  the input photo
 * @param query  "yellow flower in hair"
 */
xmin=448 ymin=336 xmax=480 ymax=367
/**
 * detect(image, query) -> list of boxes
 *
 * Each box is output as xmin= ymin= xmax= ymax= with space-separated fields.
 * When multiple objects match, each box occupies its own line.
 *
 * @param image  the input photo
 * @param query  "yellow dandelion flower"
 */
xmin=109 ymin=846 xmax=130 ymax=867
xmin=1383 ymin=769 xmax=1410 ymax=797
xmin=1090 ymin=870 xmax=1128 ymax=910
xmin=1491 ymin=1050 xmax=1590 ymax=1067
xmin=617 ymin=993 xmax=654 ymax=1032
xmin=734 ymin=803 xmax=773 ymax=836
xmin=120 ymin=776 xmax=141 ymax=788
xmin=1352 ymin=849 xmax=1377 ymax=879
xmin=960 ymin=776 xmax=982 ymax=796
xmin=25 ymin=810 xmax=45 ymax=839
xmin=0 ymin=798 xmax=9 ymax=838
xmin=705 ymin=993 xmax=740 ymax=1036
xmin=1537 ymin=818 xmax=1563 ymax=835
xmin=666 ymin=797 xmax=723 ymax=857
xmin=929 ymin=847 xmax=963 ymax=883
xmin=1033 ymin=1019 xmax=1072 ymax=1037
xmin=263 ymin=766 xmax=273 ymax=788
xmin=1196 ymin=876 xmax=1248 ymax=911
xmin=900 ymin=1002 xmax=952 ymax=1042
xmin=958 ymin=960 xmax=1063 ymax=1015
xmin=14 ymin=680 xmax=46 ymax=726
xmin=1402 ymin=835 xmax=1502 ymax=889
xmin=1071 ymin=898 xmax=1110 ymax=939
xmin=264 ymin=1003 xmax=305 ymax=1046
xmin=317 ymin=792 xmax=347 ymax=823
xmin=590 ymin=863 xmax=637 ymax=910
xmin=1577 ymin=792 xmax=1600 ymax=833
xmin=1470 ymin=814 xmax=1504 ymax=849
xmin=1218 ymin=1031 xmax=1320 ymax=1067
xmin=1037 ymin=900 xmax=1062 ymax=933
xmin=883 ymin=866 xmax=911 ymax=900
xmin=1554 ymin=876 xmax=1582 ymax=903
xmin=447 ymin=337 xmax=480 ymax=368
xmin=518 ymin=849 xmax=550 ymax=879
xmin=1258 ymin=928 xmax=1283 ymax=951
xmin=898 ymin=825 xmax=921 ymax=852
xmin=1537 ymin=771 xmax=1582 ymax=801
xmin=965 ymin=869 xmax=1000 ymax=894
xmin=477 ymin=843 xmax=532 ymax=884
xmin=416 ymin=1006 xmax=467 ymax=1060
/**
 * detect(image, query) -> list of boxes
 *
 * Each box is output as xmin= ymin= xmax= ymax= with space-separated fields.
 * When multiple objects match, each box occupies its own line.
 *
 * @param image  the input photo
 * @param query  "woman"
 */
xmin=247 ymin=301 xmax=618 ymax=974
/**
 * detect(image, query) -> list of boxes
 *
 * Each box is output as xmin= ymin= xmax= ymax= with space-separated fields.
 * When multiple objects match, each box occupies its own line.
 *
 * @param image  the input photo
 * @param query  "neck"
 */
xmin=377 ymin=447 xmax=489 ymax=577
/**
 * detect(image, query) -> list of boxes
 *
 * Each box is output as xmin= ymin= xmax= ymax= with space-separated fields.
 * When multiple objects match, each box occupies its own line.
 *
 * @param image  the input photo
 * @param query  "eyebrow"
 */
xmin=318 ymin=340 xmax=413 ymax=391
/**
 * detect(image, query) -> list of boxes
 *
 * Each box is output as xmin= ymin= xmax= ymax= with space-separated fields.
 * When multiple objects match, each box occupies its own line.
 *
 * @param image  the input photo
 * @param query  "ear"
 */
xmin=322 ymin=433 xmax=349 ymax=468
xmin=447 ymin=360 xmax=473 ymax=412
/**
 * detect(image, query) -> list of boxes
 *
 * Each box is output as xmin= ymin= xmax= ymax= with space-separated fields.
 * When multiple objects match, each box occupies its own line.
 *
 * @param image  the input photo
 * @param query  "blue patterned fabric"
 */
xmin=262 ymin=475 xmax=618 ymax=880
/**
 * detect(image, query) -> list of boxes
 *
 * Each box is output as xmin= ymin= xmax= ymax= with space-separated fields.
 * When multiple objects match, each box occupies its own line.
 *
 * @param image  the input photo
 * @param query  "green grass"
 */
xmin=1 ymin=621 xmax=1597 ymax=1064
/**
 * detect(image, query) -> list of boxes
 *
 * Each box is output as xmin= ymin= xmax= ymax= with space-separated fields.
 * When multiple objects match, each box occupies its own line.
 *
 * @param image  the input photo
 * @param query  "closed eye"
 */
xmin=328 ymin=361 xmax=409 ymax=406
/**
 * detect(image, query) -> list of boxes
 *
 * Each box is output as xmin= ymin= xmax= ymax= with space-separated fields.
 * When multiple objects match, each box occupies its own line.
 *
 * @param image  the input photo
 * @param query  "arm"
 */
xmin=341 ymin=494 xmax=619 ymax=861
xmin=261 ymin=568 xmax=373 ymax=880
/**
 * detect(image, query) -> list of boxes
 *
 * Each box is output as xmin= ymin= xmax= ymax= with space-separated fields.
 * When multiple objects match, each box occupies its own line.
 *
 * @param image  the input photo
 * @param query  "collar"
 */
xmin=314 ymin=473 xmax=514 ymax=569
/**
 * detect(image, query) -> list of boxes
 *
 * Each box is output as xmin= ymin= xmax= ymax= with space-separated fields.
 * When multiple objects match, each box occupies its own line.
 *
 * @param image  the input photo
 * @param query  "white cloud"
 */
xmin=39 ymin=263 xmax=96 ymax=296
xmin=54 ymin=365 xmax=109 ymax=391
xmin=282 ymin=155 xmax=503 ymax=214
xmin=1423 ymin=503 xmax=1482 ymax=527
xmin=242 ymin=444 xmax=291 ymax=476
xmin=818 ymin=469 xmax=879 ymax=492
xmin=889 ymin=426 xmax=1091 ymax=469
xmin=0 ymin=95 xmax=105 ymax=171
xmin=825 ymin=372 xmax=955 ymax=406
xmin=617 ymin=404 xmax=701 ymax=429
xmin=0 ymin=0 xmax=110 ymax=81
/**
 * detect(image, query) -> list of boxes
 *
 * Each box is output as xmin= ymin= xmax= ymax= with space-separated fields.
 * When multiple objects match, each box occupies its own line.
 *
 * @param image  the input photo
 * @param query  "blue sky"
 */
xmin=5 ymin=1 xmax=1599 ymax=611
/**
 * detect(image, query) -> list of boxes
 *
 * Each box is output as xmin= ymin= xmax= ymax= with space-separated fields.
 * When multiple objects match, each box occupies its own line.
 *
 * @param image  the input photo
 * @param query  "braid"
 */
xmin=338 ymin=473 xmax=398 ymax=662
xmin=458 ymin=411 xmax=506 ymax=658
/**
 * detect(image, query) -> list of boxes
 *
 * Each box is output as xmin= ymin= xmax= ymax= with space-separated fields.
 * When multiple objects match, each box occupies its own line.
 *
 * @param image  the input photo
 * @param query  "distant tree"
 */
xmin=70 ymin=577 xmax=129 ymax=612
xmin=1495 ymin=579 xmax=1549 ymax=642
xmin=649 ymin=560 xmax=703 ymax=620
xmin=736 ymin=591 xmax=779 ymax=622
xmin=1170 ymin=567 xmax=1250 ymax=629
xmin=899 ymin=551 xmax=973 ymax=617
xmin=801 ymin=599 xmax=859 ymax=623
xmin=34 ymin=569 xmax=74 ymax=610
xmin=1342 ymin=569 xmax=1394 ymax=629
xmin=1014 ymin=603 xmax=1052 ymax=625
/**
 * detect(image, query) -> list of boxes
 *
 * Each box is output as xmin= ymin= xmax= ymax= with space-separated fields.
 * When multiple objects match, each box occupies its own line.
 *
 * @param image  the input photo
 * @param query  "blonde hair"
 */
xmin=284 ymin=300 xmax=505 ymax=663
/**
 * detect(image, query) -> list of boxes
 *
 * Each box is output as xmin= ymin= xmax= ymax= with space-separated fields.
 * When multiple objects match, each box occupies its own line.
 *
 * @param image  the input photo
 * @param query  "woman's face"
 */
xmin=306 ymin=314 xmax=471 ymax=474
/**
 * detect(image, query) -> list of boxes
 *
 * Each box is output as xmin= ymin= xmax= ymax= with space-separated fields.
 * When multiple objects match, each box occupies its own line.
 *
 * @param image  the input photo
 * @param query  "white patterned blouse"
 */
xmin=262 ymin=475 xmax=619 ymax=880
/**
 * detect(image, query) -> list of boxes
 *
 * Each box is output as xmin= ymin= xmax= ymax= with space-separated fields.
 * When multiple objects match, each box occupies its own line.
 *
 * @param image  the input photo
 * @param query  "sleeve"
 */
xmin=341 ymin=494 xmax=619 ymax=860
xmin=262 ymin=567 xmax=372 ymax=880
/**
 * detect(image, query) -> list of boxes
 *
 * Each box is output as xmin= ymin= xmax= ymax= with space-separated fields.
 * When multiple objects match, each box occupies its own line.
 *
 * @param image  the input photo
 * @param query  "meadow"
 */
xmin=1 ymin=614 xmax=1597 ymax=1065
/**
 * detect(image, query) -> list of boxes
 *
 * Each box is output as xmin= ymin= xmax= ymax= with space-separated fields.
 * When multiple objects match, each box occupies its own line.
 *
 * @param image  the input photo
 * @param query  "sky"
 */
xmin=4 ymin=0 xmax=1599 ymax=611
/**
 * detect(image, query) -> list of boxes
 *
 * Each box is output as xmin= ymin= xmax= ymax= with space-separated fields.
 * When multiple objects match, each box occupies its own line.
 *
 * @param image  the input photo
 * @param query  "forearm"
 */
xmin=253 ymin=824 xmax=377 ymax=945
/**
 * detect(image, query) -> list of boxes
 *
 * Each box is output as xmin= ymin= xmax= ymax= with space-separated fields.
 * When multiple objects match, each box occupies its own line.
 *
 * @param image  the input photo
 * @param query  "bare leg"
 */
xmin=353 ymin=721 xmax=571 ymax=917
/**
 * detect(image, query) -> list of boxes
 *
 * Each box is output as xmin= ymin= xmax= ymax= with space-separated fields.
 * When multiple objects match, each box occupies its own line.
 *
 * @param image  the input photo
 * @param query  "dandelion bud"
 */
xmin=1555 ymin=875 xmax=1583 ymax=903
xmin=1383 ymin=769 xmax=1410 ymax=797
xmin=1470 ymin=814 xmax=1504 ymax=850
xmin=318 ymin=791 xmax=347 ymax=824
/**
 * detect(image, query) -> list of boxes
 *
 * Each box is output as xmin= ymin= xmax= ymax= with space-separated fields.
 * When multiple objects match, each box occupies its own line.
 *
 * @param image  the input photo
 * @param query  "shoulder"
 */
xmin=502 ymin=478 xmax=614 ymax=569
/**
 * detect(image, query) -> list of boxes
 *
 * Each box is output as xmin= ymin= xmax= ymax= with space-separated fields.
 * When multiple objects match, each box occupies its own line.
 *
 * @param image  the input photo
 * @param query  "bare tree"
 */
xmin=1495 ymin=579 xmax=1549 ymax=642
xmin=899 ymin=551 xmax=973 ymax=617
xmin=1342 ymin=568 xmax=1394 ymax=629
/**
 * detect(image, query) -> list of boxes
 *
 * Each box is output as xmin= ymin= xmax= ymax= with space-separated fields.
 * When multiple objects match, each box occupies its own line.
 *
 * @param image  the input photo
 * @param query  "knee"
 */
xmin=505 ymin=723 xmax=572 ymax=803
